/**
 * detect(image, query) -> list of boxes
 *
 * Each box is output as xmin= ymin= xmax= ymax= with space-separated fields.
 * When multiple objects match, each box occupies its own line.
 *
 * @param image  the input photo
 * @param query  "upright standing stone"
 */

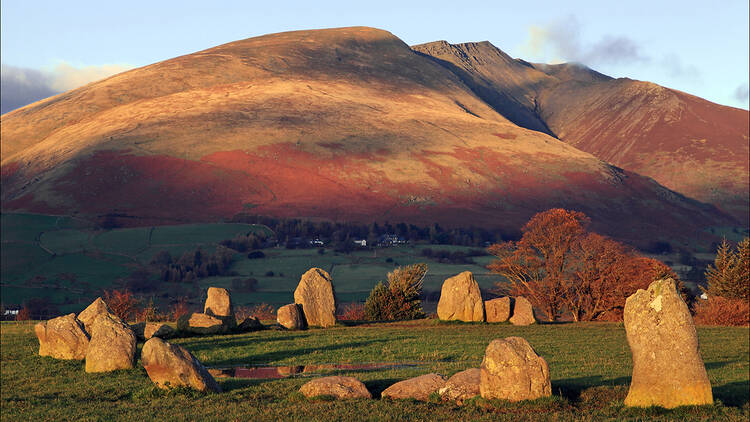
xmin=277 ymin=304 xmax=306 ymax=330
xmin=78 ymin=297 xmax=117 ymax=334
xmin=480 ymin=337 xmax=551 ymax=401
xmin=437 ymin=271 xmax=485 ymax=322
xmin=623 ymin=278 xmax=713 ymax=408
xmin=85 ymin=313 xmax=137 ymax=372
xmin=509 ymin=296 xmax=535 ymax=326
xmin=203 ymin=287 xmax=236 ymax=330
xmin=294 ymin=268 xmax=337 ymax=327
xmin=141 ymin=337 xmax=221 ymax=393
xmin=485 ymin=297 xmax=512 ymax=323
xmin=35 ymin=314 xmax=90 ymax=360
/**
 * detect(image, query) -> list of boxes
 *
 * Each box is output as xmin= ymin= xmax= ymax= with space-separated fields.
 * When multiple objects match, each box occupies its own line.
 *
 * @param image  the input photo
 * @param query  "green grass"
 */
xmin=1 ymin=321 xmax=747 ymax=421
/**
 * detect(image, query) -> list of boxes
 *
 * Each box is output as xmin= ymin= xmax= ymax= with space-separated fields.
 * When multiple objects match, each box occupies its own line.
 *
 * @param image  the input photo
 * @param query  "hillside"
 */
xmin=0 ymin=27 xmax=737 ymax=246
xmin=414 ymin=40 xmax=749 ymax=223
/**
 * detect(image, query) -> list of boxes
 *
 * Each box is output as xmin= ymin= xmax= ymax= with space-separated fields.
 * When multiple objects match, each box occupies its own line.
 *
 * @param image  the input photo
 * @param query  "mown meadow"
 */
xmin=2 ymin=320 xmax=748 ymax=421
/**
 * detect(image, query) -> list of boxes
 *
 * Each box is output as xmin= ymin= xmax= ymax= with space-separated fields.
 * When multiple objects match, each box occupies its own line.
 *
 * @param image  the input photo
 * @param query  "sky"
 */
xmin=1 ymin=0 xmax=748 ymax=113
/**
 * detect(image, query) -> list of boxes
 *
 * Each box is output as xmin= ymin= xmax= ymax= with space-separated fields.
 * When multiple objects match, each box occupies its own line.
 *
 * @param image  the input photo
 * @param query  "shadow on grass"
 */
xmin=363 ymin=378 xmax=404 ymax=398
xmin=714 ymin=380 xmax=750 ymax=407
xmin=218 ymin=377 xmax=277 ymax=392
xmin=553 ymin=375 xmax=629 ymax=403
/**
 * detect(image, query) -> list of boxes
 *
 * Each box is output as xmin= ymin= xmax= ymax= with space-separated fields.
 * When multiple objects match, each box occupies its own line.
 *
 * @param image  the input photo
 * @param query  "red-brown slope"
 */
xmin=0 ymin=27 xmax=735 ymax=246
xmin=414 ymin=41 xmax=749 ymax=223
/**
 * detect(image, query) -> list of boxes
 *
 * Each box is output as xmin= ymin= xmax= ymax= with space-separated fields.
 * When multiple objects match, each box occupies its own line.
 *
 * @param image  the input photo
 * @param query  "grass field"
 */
xmin=1 ymin=213 xmax=503 ymax=314
xmin=1 ymin=320 xmax=747 ymax=421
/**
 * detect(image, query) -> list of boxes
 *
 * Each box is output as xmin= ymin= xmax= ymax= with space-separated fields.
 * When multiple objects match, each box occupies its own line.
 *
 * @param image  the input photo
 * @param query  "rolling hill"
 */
xmin=0 ymin=27 xmax=742 ymax=247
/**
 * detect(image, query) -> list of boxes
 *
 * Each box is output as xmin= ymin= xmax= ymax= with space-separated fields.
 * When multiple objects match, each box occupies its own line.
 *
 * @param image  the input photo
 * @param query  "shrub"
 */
xmin=338 ymin=303 xmax=367 ymax=321
xmin=135 ymin=298 xmax=168 ymax=322
xmin=15 ymin=307 xmax=31 ymax=321
xmin=693 ymin=296 xmax=749 ymax=326
xmin=364 ymin=264 xmax=427 ymax=321
xmin=103 ymin=289 xmax=139 ymax=322
xmin=247 ymin=250 xmax=265 ymax=259
xmin=247 ymin=303 xmax=276 ymax=320
xmin=170 ymin=297 xmax=190 ymax=321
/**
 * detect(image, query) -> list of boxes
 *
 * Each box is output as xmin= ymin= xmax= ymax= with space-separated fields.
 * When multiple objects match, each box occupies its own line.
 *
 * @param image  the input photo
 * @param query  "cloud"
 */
xmin=520 ymin=16 xmax=648 ymax=66
xmin=1 ymin=62 xmax=132 ymax=114
xmin=733 ymin=83 xmax=749 ymax=104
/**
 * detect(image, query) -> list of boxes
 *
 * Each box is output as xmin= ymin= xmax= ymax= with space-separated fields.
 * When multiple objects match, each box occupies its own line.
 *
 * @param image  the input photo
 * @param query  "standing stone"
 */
xmin=131 ymin=322 xmax=175 ymax=341
xmin=381 ymin=373 xmax=446 ymax=401
xmin=85 ymin=313 xmax=136 ymax=372
xmin=204 ymin=287 xmax=236 ymax=330
xmin=485 ymin=297 xmax=512 ymax=323
xmin=437 ymin=271 xmax=485 ymax=322
xmin=177 ymin=313 xmax=226 ymax=335
xmin=78 ymin=297 xmax=117 ymax=333
xmin=480 ymin=337 xmax=551 ymax=401
xmin=509 ymin=296 xmax=535 ymax=326
xmin=35 ymin=314 xmax=89 ymax=360
xmin=299 ymin=376 xmax=371 ymax=399
xmin=439 ymin=368 xmax=481 ymax=403
xmin=141 ymin=337 xmax=221 ymax=393
xmin=294 ymin=268 xmax=337 ymax=327
xmin=237 ymin=316 xmax=264 ymax=332
xmin=277 ymin=304 xmax=306 ymax=330
xmin=623 ymin=278 xmax=713 ymax=408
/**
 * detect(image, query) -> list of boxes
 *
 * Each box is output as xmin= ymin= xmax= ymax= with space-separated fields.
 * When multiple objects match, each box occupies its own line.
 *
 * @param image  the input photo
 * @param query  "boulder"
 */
xmin=85 ymin=313 xmax=137 ymax=372
xmin=77 ymin=297 xmax=117 ymax=333
xmin=203 ymin=287 xmax=235 ymax=330
xmin=439 ymin=368 xmax=481 ymax=403
xmin=480 ymin=337 xmax=551 ymax=401
xmin=131 ymin=322 xmax=175 ymax=341
xmin=623 ymin=278 xmax=713 ymax=408
xmin=485 ymin=297 xmax=512 ymax=323
xmin=509 ymin=296 xmax=535 ymax=326
xmin=293 ymin=268 xmax=337 ymax=327
xmin=299 ymin=376 xmax=371 ymax=399
xmin=437 ymin=271 xmax=485 ymax=322
xmin=177 ymin=312 xmax=227 ymax=335
xmin=237 ymin=316 xmax=264 ymax=332
xmin=141 ymin=337 xmax=221 ymax=393
xmin=381 ymin=373 xmax=446 ymax=401
xmin=277 ymin=304 xmax=306 ymax=330
xmin=34 ymin=313 xmax=89 ymax=360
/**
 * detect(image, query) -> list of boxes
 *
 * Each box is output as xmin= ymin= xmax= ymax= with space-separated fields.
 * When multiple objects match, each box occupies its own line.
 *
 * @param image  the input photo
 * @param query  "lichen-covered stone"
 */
xmin=299 ymin=376 xmax=371 ymax=399
xmin=509 ymin=296 xmax=535 ymax=326
xmin=623 ymin=278 xmax=713 ymax=408
xmin=480 ymin=337 xmax=550 ymax=401
xmin=141 ymin=337 xmax=221 ymax=393
xmin=131 ymin=322 xmax=175 ymax=341
xmin=485 ymin=297 xmax=512 ymax=323
xmin=294 ymin=268 xmax=337 ymax=327
xmin=437 ymin=271 xmax=485 ymax=322
xmin=277 ymin=304 xmax=306 ymax=330
xmin=177 ymin=313 xmax=227 ymax=335
xmin=381 ymin=373 xmax=446 ymax=401
xmin=439 ymin=368 xmax=480 ymax=403
xmin=85 ymin=313 xmax=136 ymax=372
xmin=35 ymin=313 xmax=89 ymax=360
xmin=77 ymin=297 xmax=117 ymax=333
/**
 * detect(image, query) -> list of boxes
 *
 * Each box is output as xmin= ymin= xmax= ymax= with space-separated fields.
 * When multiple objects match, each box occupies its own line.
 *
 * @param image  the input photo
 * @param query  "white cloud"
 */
xmin=1 ymin=62 xmax=132 ymax=114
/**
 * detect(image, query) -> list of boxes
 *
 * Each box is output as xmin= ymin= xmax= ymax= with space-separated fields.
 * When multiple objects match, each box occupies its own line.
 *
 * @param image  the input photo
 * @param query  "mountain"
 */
xmin=0 ymin=27 xmax=738 ymax=246
xmin=414 ymin=40 xmax=749 ymax=223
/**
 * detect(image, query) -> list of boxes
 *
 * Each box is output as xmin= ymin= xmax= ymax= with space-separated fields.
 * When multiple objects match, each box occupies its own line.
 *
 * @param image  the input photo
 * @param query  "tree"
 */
xmin=704 ymin=237 xmax=749 ymax=300
xmin=488 ymin=209 xmax=589 ymax=321
xmin=364 ymin=264 xmax=427 ymax=320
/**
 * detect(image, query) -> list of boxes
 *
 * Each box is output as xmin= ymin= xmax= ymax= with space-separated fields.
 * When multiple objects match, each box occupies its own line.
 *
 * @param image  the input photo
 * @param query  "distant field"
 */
xmin=1 ymin=320 xmax=747 ymax=421
xmin=1 ymin=213 xmax=502 ymax=314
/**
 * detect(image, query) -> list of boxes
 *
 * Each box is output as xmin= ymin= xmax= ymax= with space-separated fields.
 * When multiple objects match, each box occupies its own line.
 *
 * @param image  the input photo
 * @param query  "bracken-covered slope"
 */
xmin=414 ymin=40 xmax=749 ymax=224
xmin=0 ymin=27 xmax=736 ymax=245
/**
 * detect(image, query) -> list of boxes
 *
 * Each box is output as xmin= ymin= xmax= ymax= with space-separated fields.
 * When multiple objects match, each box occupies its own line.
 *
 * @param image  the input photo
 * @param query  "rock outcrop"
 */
xmin=299 ymin=376 xmax=371 ymax=399
xmin=485 ymin=297 xmax=512 ymax=323
xmin=85 ymin=313 xmax=136 ymax=372
xmin=277 ymin=304 xmax=306 ymax=330
xmin=34 ymin=313 xmax=89 ymax=360
xmin=381 ymin=373 xmax=446 ymax=401
xmin=509 ymin=296 xmax=535 ymax=326
xmin=439 ymin=368 xmax=481 ymax=403
xmin=141 ymin=337 xmax=221 ymax=393
xmin=294 ymin=268 xmax=337 ymax=327
xmin=437 ymin=272 xmax=485 ymax=322
xmin=480 ymin=337 xmax=551 ymax=401
xmin=623 ymin=278 xmax=713 ymax=408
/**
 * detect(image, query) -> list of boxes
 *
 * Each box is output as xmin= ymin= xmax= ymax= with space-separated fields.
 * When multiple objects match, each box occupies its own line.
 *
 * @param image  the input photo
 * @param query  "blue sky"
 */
xmin=1 ymin=0 xmax=748 ymax=112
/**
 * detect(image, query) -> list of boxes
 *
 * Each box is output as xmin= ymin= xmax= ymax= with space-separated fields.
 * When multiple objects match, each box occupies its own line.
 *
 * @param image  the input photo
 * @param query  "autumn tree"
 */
xmin=488 ymin=209 xmax=589 ymax=321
